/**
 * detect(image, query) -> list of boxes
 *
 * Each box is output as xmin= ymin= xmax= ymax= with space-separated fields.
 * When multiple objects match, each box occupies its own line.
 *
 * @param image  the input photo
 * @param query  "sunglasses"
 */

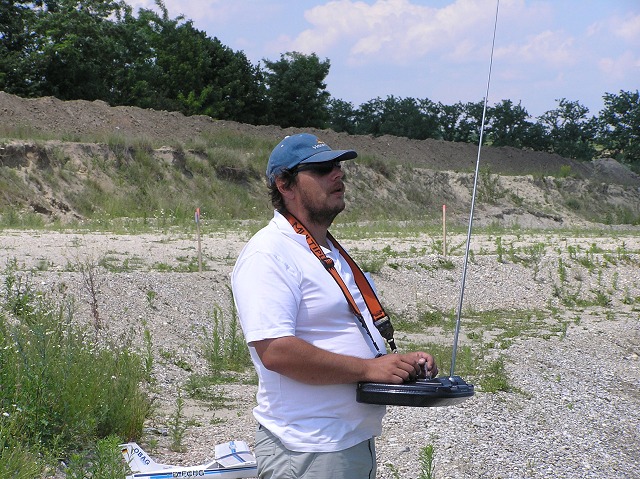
xmin=293 ymin=160 xmax=342 ymax=176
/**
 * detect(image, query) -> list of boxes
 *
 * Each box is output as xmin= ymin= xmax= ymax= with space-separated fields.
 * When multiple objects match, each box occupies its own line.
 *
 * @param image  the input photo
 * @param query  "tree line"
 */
xmin=1 ymin=0 xmax=638 ymax=167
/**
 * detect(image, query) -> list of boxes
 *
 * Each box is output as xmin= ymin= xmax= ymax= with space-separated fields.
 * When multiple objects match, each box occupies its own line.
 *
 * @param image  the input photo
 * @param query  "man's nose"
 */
xmin=332 ymin=164 xmax=344 ymax=179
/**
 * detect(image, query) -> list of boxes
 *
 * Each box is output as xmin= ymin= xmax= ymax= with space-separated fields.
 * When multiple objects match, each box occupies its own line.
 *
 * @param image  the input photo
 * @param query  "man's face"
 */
xmin=290 ymin=160 xmax=346 ymax=225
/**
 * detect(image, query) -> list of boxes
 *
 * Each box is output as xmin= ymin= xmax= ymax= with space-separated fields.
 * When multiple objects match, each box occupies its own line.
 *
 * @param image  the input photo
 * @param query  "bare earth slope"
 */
xmin=3 ymin=91 xmax=640 ymax=183
xmin=2 ymin=91 xmax=640 ymax=229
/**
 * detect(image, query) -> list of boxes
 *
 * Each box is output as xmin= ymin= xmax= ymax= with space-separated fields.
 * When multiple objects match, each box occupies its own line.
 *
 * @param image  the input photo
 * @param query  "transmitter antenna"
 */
xmin=450 ymin=0 xmax=500 ymax=379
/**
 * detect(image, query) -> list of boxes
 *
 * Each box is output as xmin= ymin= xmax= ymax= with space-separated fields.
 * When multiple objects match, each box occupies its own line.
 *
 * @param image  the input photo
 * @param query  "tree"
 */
xmin=487 ymin=99 xmax=532 ymax=148
xmin=457 ymin=100 xmax=486 ymax=144
xmin=327 ymin=98 xmax=357 ymax=134
xmin=351 ymin=96 xmax=440 ymax=140
xmin=0 ymin=1 xmax=38 ymax=94
xmin=105 ymin=5 xmax=163 ymax=108
xmin=597 ymin=90 xmax=640 ymax=166
xmin=117 ymin=2 xmax=213 ymax=112
xmin=178 ymin=37 xmax=266 ymax=124
xmin=25 ymin=0 xmax=131 ymax=101
xmin=0 ymin=0 xmax=165 ymax=102
xmin=375 ymin=96 xmax=438 ymax=140
xmin=353 ymin=97 xmax=384 ymax=136
xmin=262 ymin=51 xmax=331 ymax=128
xmin=437 ymin=102 xmax=466 ymax=142
xmin=520 ymin=121 xmax=551 ymax=152
xmin=538 ymin=98 xmax=596 ymax=160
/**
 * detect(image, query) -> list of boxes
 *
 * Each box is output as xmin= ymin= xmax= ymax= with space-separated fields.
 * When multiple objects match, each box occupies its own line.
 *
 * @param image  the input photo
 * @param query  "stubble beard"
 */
xmin=301 ymin=191 xmax=345 ymax=227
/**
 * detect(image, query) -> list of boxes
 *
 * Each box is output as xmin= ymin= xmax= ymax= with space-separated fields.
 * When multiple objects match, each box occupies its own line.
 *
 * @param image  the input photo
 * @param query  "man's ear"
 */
xmin=275 ymin=176 xmax=295 ymax=200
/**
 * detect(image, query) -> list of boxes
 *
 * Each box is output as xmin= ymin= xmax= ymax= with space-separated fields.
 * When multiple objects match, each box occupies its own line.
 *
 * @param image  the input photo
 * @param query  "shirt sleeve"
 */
xmin=232 ymin=249 xmax=302 ymax=344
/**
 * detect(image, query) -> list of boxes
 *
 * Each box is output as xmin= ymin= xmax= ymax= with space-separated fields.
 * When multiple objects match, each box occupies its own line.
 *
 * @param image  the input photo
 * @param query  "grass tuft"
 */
xmin=0 ymin=260 xmax=150 ymax=473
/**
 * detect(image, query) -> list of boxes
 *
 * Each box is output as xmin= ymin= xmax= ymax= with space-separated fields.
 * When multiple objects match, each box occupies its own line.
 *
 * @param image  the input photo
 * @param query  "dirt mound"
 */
xmin=2 ymin=91 xmax=640 ymax=227
xmin=591 ymin=157 xmax=640 ymax=186
xmin=2 ymin=91 xmax=638 ymax=184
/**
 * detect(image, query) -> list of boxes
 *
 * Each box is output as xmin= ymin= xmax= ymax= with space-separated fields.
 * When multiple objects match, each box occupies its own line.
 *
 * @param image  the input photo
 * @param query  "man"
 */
xmin=232 ymin=133 xmax=438 ymax=479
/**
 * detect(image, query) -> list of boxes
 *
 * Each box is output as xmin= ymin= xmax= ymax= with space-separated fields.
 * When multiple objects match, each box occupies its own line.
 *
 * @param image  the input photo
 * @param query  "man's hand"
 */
xmin=364 ymin=352 xmax=438 ymax=384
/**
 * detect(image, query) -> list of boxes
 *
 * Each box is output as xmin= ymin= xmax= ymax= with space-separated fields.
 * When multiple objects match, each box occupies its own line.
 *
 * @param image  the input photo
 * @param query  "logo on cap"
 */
xmin=312 ymin=139 xmax=327 ymax=150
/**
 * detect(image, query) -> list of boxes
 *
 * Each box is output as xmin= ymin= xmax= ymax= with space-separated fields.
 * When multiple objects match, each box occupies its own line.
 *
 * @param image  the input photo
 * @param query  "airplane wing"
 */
xmin=214 ymin=441 xmax=257 ymax=469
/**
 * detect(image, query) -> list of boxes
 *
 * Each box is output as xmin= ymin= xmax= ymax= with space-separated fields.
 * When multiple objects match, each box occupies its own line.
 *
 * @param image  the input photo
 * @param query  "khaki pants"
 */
xmin=254 ymin=424 xmax=377 ymax=479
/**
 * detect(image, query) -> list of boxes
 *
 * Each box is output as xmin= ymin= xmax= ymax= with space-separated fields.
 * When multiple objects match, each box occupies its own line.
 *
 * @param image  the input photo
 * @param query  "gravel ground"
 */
xmin=1 ymin=227 xmax=639 ymax=479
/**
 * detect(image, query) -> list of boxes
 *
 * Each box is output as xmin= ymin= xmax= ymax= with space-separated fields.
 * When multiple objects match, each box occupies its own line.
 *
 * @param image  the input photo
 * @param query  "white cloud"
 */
xmin=123 ymin=0 xmax=248 ymax=26
xmin=613 ymin=13 xmax=640 ymax=44
xmin=497 ymin=30 xmax=576 ymax=67
xmin=287 ymin=0 xmax=503 ymax=65
xmin=598 ymin=51 xmax=640 ymax=81
xmin=122 ymin=0 xmax=154 ymax=11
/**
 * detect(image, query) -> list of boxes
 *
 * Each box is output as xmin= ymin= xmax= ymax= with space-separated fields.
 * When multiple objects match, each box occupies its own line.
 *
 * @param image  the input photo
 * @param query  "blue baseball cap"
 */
xmin=266 ymin=133 xmax=357 ymax=185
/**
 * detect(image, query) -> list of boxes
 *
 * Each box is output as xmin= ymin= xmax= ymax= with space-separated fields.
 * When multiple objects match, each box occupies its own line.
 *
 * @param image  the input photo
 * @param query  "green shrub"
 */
xmin=0 ymin=261 xmax=150 ymax=469
xmin=64 ymin=435 xmax=129 ymax=479
xmin=0 ymin=407 xmax=45 ymax=478
xmin=201 ymin=302 xmax=251 ymax=375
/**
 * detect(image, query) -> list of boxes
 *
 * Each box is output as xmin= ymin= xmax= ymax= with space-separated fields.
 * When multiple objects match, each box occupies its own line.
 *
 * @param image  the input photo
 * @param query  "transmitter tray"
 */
xmin=357 ymin=376 xmax=474 ymax=407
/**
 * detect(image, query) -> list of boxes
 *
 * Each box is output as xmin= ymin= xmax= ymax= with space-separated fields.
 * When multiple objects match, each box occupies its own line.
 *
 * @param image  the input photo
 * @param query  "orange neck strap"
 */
xmin=284 ymin=212 xmax=397 ymax=353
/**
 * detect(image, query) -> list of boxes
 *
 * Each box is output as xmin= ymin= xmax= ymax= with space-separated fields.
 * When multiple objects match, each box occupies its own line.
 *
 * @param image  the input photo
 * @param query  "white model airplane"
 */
xmin=120 ymin=440 xmax=258 ymax=479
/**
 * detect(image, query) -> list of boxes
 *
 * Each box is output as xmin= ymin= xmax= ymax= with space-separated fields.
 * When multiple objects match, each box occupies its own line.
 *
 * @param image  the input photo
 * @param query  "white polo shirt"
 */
xmin=231 ymin=211 xmax=386 ymax=452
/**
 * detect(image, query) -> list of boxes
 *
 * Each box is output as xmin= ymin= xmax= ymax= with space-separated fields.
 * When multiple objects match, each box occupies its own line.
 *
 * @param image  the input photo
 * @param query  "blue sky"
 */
xmin=123 ymin=0 xmax=639 ymax=118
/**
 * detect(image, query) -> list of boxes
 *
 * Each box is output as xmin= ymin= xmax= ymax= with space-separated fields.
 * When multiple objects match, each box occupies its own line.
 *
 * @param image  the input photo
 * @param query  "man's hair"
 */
xmin=268 ymin=168 xmax=297 ymax=212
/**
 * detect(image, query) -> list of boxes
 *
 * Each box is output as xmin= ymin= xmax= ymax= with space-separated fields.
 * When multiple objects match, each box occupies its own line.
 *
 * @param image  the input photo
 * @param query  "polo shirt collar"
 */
xmin=272 ymin=210 xmax=334 ymax=252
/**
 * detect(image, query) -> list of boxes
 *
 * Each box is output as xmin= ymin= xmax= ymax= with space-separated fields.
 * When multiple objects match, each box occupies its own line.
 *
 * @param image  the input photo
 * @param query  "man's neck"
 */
xmin=282 ymin=209 xmax=331 ymax=248
xmin=305 ymin=222 xmax=329 ymax=248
